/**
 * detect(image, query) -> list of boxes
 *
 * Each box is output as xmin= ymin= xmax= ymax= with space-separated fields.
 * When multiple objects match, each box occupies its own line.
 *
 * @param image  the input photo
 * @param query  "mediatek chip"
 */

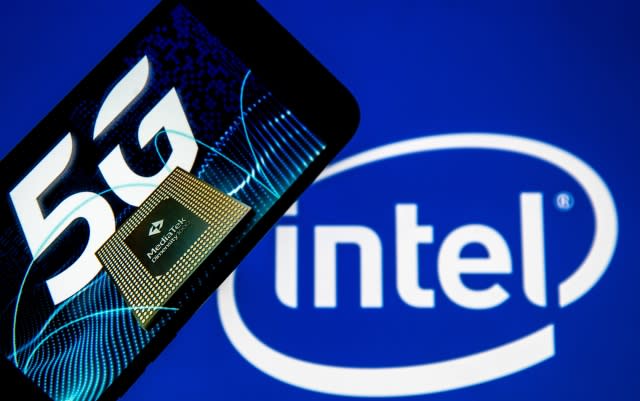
xmin=96 ymin=167 xmax=251 ymax=328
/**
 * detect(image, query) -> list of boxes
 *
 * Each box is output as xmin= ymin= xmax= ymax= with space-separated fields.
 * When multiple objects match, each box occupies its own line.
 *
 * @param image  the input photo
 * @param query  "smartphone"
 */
xmin=0 ymin=1 xmax=359 ymax=400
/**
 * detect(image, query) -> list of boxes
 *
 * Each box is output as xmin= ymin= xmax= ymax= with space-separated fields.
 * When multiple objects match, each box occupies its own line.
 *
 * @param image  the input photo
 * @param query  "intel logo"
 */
xmin=217 ymin=133 xmax=618 ymax=396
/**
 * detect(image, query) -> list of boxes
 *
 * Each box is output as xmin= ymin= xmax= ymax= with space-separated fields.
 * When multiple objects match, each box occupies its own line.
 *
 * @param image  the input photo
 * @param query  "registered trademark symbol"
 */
xmin=555 ymin=191 xmax=574 ymax=211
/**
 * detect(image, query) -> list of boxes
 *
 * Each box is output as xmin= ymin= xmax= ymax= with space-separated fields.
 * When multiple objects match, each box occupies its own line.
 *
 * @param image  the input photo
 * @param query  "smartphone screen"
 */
xmin=0 ymin=2 xmax=353 ymax=400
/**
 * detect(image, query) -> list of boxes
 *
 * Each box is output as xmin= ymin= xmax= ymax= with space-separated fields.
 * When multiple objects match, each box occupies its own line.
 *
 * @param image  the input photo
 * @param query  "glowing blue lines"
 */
xmin=154 ymin=70 xmax=321 ymax=202
xmin=22 ymin=306 xmax=178 ymax=372
xmin=241 ymin=70 xmax=279 ymax=196
xmin=12 ymin=277 xmax=101 ymax=357
xmin=153 ymin=128 xmax=279 ymax=199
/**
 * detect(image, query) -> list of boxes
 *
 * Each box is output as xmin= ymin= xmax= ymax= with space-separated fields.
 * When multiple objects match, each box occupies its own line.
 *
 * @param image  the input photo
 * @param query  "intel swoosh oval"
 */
xmin=217 ymin=133 xmax=618 ymax=397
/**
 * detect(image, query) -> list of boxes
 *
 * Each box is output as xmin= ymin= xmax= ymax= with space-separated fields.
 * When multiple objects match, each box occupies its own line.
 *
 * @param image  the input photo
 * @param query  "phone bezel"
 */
xmin=0 ymin=1 xmax=359 ymax=400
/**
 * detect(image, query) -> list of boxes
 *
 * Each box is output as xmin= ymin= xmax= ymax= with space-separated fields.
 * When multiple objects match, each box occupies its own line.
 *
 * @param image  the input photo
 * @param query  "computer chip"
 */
xmin=96 ymin=167 xmax=252 ymax=328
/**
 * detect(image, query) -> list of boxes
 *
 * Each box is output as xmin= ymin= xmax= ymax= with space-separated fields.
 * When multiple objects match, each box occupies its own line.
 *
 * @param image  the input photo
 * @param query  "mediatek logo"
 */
xmin=146 ymin=218 xmax=189 ymax=263
xmin=217 ymin=133 xmax=619 ymax=397
xmin=148 ymin=220 xmax=164 ymax=236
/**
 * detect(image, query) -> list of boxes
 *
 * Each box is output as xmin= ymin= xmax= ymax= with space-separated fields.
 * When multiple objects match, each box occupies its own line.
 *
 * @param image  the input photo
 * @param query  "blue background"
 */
xmin=1 ymin=1 xmax=638 ymax=400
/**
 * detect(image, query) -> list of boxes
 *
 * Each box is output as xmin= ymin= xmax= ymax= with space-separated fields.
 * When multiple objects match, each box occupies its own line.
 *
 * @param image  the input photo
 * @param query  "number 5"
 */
xmin=10 ymin=134 xmax=115 ymax=305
